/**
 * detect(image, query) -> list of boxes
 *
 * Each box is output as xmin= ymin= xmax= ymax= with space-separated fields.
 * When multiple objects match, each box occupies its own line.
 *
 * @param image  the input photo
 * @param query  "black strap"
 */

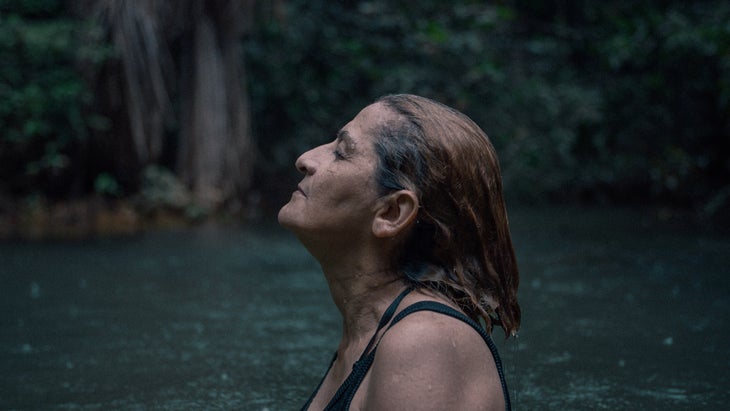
xmin=378 ymin=301 xmax=512 ymax=411
xmin=301 ymin=287 xmax=414 ymax=411
xmin=303 ymin=293 xmax=512 ymax=411
xmin=361 ymin=286 xmax=414 ymax=356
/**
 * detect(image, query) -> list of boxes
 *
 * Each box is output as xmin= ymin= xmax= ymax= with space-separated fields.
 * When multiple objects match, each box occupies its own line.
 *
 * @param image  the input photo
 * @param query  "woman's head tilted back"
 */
xmin=372 ymin=94 xmax=520 ymax=337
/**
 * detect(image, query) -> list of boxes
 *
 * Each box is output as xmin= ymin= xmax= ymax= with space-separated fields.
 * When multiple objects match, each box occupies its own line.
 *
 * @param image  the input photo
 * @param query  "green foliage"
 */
xmin=93 ymin=172 xmax=121 ymax=197
xmin=1 ymin=0 xmax=727 ymax=212
xmin=0 ymin=0 xmax=63 ymax=17
xmin=0 ymin=0 xmax=107 ymax=198
xmin=580 ymin=2 xmax=730 ymax=204
xmin=246 ymin=0 xmax=730 ymax=208
xmin=139 ymin=165 xmax=192 ymax=210
xmin=245 ymin=2 xmax=515 ymax=171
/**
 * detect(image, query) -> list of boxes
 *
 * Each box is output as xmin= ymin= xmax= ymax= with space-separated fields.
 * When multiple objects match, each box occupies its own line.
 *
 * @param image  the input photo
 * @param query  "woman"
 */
xmin=278 ymin=94 xmax=520 ymax=411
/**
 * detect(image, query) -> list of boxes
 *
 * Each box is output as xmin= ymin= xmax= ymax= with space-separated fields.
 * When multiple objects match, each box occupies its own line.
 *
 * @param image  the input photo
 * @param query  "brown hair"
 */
xmin=373 ymin=94 xmax=520 ymax=337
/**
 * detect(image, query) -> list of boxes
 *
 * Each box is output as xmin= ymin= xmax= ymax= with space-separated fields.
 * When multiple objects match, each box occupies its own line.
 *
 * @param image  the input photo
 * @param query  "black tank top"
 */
xmin=301 ymin=288 xmax=512 ymax=411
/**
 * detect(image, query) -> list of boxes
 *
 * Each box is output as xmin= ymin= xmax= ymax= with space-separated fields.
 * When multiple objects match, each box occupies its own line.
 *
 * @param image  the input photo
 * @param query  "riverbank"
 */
xmin=0 ymin=196 xmax=225 ymax=241
xmin=1 ymin=193 xmax=726 ymax=241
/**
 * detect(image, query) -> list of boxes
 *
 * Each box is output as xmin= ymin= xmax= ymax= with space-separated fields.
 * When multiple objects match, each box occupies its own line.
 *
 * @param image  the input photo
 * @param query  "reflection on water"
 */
xmin=1 ymin=208 xmax=728 ymax=410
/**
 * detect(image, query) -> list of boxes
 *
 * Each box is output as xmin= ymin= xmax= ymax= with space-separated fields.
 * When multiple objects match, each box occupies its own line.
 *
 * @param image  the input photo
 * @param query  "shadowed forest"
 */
xmin=1 ymin=0 xmax=728 ymax=236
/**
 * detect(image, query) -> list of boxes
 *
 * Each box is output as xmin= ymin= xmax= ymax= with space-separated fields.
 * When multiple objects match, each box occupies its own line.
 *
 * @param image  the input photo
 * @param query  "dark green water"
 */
xmin=1 ymin=207 xmax=728 ymax=410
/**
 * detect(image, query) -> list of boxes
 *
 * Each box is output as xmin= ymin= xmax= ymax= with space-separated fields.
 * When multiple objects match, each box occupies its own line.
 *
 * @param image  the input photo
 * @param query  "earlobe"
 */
xmin=372 ymin=190 xmax=419 ymax=238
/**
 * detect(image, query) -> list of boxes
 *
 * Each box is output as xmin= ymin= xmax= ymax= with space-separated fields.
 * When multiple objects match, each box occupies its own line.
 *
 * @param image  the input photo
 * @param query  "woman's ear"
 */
xmin=372 ymin=190 xmax=419 ymax=238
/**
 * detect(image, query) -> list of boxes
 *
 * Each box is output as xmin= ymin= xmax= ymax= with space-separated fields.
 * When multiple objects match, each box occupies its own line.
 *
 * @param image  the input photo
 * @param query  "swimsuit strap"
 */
xmin=378 ymin=301 xmax=512 ymax=411
xmin=305 ymin=295 xmax=512 ymax=411
xmin=301 ymin=286 xmax=414 ymax=411
xmin=362 ymin=286 xmax=414 ymax=355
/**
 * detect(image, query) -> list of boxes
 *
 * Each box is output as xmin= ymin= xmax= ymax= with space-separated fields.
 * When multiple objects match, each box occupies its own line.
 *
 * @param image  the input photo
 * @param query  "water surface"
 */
xmin=1 ymin=207 xmax=728 ymax=410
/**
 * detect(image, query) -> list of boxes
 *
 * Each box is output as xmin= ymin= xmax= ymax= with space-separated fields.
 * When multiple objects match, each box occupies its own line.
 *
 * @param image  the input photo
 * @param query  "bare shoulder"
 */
xmin=361 ymin=308 xmax=505 ymax=411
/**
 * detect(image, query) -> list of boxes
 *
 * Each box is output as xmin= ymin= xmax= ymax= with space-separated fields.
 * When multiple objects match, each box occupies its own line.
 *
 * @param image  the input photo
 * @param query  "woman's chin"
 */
xmin=277 ymin=206 xmax=290 ymax=227
xmin=277 ymin=203 xmax=299 ymax=229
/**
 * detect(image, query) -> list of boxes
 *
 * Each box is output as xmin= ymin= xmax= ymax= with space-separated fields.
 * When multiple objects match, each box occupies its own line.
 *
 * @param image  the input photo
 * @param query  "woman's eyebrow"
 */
xmin=337 ymin=129 xmax=356 ymax=151
xmin=336 ymin=129 xmax=352 ymax=142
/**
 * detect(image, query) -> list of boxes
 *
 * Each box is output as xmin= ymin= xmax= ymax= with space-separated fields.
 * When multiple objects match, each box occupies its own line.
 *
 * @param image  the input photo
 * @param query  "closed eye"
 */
xmin=331 ymin=136 xmax=349 ymax=160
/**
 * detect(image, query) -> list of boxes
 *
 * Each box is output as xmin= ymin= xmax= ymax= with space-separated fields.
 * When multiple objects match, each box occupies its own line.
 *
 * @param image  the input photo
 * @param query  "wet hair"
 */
xmin=372 ymin=94 xmax=520 ymax=337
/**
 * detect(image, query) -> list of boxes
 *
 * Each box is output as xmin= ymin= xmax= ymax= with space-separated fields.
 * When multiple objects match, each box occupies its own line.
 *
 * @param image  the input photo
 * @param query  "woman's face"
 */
xmin=278 ymin=103 xmax=390 ymax=242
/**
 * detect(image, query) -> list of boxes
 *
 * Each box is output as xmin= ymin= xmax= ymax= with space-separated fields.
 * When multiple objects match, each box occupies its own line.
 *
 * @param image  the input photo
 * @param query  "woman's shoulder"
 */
xmin=378 ymin=301 xmax=492 ymax=365
xmin=383 ymin=294 xmax=486 ymax=350
xmin=360 ymin=299 xmax=504 ymax=410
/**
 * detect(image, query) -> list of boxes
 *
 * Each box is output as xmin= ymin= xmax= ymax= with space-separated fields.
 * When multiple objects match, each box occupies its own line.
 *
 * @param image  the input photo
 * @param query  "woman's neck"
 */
xmin=323 ymin=266 xmax=406 ymax=347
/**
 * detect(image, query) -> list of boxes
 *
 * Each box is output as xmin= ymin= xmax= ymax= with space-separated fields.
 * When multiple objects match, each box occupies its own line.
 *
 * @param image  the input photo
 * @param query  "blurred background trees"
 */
xmin=1 ymin=0 xmax=728 ymax=230
xmin=86 ymin=0 xmax=256 ymax=209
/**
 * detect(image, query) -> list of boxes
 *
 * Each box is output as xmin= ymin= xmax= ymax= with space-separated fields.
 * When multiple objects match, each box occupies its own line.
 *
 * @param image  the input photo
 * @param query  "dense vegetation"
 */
xmin=0 ymin=0 xmax=108 ymax=198
xmin=2 ymin=0 xmax=729 ymax=224
xmin=246 ymin=0 xmax=730 ymax=212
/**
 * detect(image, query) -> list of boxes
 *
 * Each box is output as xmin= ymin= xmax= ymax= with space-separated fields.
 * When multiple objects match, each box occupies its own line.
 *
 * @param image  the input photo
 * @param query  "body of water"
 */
xmin=1 ymin=207 xmax=728 ymax=410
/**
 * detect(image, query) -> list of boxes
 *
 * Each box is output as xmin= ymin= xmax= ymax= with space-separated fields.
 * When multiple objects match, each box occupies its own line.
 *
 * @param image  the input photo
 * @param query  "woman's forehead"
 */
xmin=356 ymin=102 xmax=392 ymax=123
xmin=343 ymin=103 xmax=393 ymax=138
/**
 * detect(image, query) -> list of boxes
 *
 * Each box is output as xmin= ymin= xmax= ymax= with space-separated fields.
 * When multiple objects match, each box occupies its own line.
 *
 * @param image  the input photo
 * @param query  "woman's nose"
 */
xmin=295 ymin=148 xmax=316 ymax=175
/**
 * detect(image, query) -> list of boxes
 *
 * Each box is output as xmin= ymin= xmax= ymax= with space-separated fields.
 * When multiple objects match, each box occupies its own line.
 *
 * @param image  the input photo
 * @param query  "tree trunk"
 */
xmin=78 ymin=0 xmax=255 ymax=209
xmin=89 ymin=0 xmax=171 ymax=167
xmin=177 ymin=0 xmax=255 ymax=209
